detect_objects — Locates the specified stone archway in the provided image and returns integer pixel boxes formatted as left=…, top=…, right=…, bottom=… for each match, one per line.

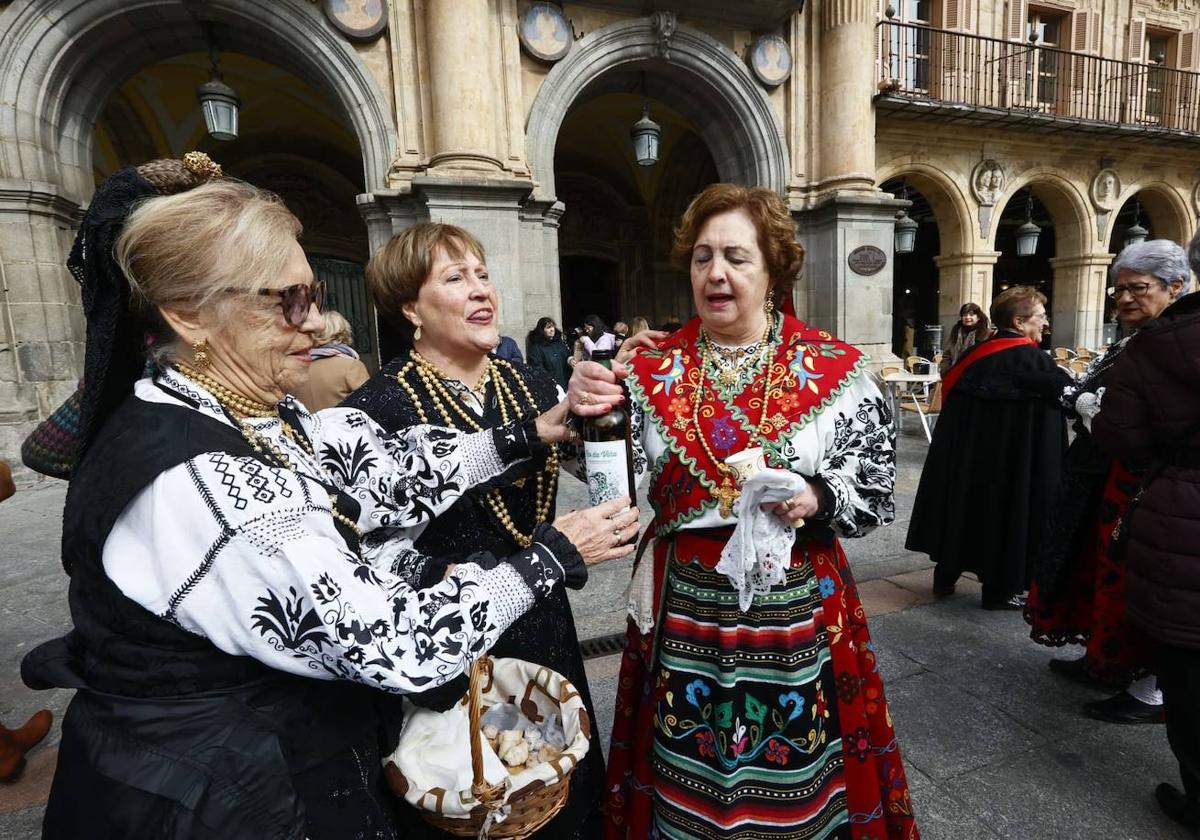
left=1122, top=182, right=1194, bottom=247
left=0, top=0, right=396, bottom=203
left=525, top=16, right=789, bottom=201
left=995, top=172, right=1104, bottom=348
left=0, top=0, right=397, bottom=459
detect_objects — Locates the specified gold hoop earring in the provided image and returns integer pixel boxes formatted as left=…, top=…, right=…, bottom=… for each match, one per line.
left=413, top=324, right=422, bottom=342
left=192, top=338, right=210, bottom=369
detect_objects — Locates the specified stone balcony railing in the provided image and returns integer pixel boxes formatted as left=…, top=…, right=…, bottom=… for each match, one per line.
left=876, top=20, right=1200, bottom=143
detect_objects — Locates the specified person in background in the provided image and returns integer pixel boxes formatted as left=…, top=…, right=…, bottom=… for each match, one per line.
left=1027, top=240, right=1192, bottom=725
left=526, top=316, right=572, bottom=390
left=0, top=459, right=53, bottom=783
left=494, top=334, right=524, bottom=363
left=940, top=302, right=992, bottom=375
left=1091, top=226, right=1200, bottom=831
left=580, top=314, right=616, bottom=359
left=657, top=318, right=682, bottom=333
left=612, top=320, right=629, bottom=350
left=290, top=309, right=370, bottom=411
left=907, top=286, right=1070, bottom=609
left=628, top=316, right=650, bottom=338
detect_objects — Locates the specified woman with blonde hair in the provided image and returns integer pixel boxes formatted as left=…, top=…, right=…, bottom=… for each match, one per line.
left=20, top=158, right=610, bottom=839
left=290, top=309, right=370, bottom=410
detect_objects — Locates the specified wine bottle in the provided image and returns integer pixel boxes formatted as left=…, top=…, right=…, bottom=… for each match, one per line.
left=582, top=348, right=638, bottom=507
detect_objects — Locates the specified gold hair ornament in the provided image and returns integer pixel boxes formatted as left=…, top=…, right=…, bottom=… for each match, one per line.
left=182, top=151, right=223, bottom=180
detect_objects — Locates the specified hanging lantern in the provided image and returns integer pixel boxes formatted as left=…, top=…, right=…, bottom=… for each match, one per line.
left=630, top=106, right=661, bottom=167
left=1124, top=201, right=1148, bottom=247
left=1016, top=190, right=1041, bottom=256
left=894, top=210, right=918, bottom=254
left=197, top=46, right=240, bottom=141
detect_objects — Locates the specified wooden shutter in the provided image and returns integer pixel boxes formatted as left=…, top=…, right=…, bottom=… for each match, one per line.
left=1178, top=31, right=1199, bottom=130
left=1181, top=30, right=1198, bottom=69
left=944, top=0, right=961, bottom=30
left=1007, top=0, right=1028, bottom=41
left=1128, top=18, right=1147, bottom=62
left=1070, top=10, right=1097, bottom=116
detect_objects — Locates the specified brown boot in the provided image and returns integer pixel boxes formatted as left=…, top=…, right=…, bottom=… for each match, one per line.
left=0, top=709, right=53, bottom=783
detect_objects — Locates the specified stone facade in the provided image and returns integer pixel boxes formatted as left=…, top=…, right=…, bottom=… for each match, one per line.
left=1, top=0, right=1199, bottom=464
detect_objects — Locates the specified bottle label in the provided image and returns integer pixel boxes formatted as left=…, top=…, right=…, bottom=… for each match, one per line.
left=584, top=440, right=631, bottom=507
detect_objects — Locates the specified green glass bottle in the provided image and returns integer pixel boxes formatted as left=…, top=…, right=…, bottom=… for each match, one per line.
left=582, top=348, right=637, bottom=506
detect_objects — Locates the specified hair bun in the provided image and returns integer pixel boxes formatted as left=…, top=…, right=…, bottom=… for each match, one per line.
left=136, top=152, right=222, bottom=196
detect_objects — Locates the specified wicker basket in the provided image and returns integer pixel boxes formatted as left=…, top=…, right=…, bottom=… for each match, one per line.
left=384, top=656, right=588, bottom=839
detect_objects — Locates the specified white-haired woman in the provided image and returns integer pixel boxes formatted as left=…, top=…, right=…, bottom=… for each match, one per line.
left=1027, top=239, right=1192, bottom=725
left=20, top=158, right=620, bottom=840
left=291, top=309, right=370, bottom=410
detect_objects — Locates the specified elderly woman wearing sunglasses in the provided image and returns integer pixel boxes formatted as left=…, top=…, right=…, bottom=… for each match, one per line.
left=21, top=158, right=604, bottom=840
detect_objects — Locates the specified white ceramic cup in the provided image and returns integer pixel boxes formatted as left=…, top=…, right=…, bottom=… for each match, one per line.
left=724, top=446, right=766, bottom=483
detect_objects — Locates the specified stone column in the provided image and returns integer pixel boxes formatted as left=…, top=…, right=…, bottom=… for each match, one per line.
left=0, top=180, right=83, bottom=463
left=1050, top=253, right=1113, bottom=350
left=934, top=251, right=1001, bottom=330
left=816, top=0, right=877, bottom=193
left=795, top=194, right=908, bottom=364
left=425, top=0, right=504, bottom=173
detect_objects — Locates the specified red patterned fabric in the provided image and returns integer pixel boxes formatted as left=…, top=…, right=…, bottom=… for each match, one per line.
left=603, top=531, right=919, bottom=839
left=1027, top=460, right=1151, bottom=684
left=626, top=315, right=865, bottom=534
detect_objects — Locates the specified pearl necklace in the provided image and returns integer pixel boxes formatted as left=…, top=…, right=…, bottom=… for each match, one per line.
left=172, top=364, right=365, bottom=550
left=395, top=351, right=557, bottom=549
left=691, top=319, right=778, bottom=518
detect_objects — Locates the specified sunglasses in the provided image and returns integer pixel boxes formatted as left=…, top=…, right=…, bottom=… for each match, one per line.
left=251, top=281, right=326, bottom=326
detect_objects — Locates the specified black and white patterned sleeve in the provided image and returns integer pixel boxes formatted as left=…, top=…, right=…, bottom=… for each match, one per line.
left=101, top=457, right=581, bottom=695
left=312, top=407, right=533, bottom=530
left=811, top=375, right=896, bottom=538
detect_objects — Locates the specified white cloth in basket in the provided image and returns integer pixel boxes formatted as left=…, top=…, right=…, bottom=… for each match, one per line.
left=385, top=657, right=591, bottom=824
left=716, top=468, right=808, bottom=611
left=394, top=702, right=507, bottom=792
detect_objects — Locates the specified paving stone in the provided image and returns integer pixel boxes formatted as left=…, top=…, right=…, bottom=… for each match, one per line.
left=946, top=745, right=1193, bottom=840
left=882, top=669, right=1042, bottom=781
left=0, top=746, right=56, bottom=815
left=905, top=765, right=1002, bottom=840
left=859, top=577, right=929, bottom=616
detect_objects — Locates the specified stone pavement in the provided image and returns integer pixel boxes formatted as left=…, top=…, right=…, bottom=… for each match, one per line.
left=0, top=433, right=1190, bottom=839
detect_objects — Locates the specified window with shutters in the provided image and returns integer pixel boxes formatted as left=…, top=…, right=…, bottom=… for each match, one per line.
left=1028, top=8, right=1067, bottom=111
left=1144, top=30, right=1175, bottom=123
left=886, top=0, right=937, bottom=91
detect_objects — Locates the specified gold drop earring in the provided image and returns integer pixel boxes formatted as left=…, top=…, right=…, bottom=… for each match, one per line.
left=763, top=296, right=775, bottom=316
left=192, top=338, right=210, bottom=368
left=413, top=323, right=423, bottom=342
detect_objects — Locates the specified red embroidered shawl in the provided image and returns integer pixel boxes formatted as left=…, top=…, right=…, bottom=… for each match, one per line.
left=627, top=315, right=866, bottom=534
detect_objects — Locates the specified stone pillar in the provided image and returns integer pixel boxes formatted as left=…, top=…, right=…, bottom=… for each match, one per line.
left=795, top=194, right=909, bottom=364
left=933, top=251, right=1000, bottom=330
left=0, top=180, right=83, bottom=463
left=425, top=0, right=504, bottom=173
left=816, top=0, right=877, bottom=192
left=1050, top=253, right=1113, bottom=351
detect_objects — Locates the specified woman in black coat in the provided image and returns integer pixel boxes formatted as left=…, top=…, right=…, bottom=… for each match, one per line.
left=1091, top=231, right=1200, bottom=829
left=526, top=316, right=572, bottom=390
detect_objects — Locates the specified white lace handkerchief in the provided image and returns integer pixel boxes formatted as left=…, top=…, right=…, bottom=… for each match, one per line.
left=716, top=468, right=809, bottom=612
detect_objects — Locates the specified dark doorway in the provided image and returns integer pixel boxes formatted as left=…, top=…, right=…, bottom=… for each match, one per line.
left=560, top=255, right=620, bottom=334
left=881, top=178, right=940, bottom=359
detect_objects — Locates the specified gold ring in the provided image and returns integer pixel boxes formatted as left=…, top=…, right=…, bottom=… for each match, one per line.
left=580, top=392, right=595, bottom=406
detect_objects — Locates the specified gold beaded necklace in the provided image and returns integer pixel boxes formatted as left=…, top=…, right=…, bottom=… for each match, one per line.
left=394, top=350, right=557, bottom=548
left=172, top=364, right=365, bottom=550
left=691, top=319, right=778, bottom=518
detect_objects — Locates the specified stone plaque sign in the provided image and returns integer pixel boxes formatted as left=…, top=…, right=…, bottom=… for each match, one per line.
left=848, top=245, right=887, bottom=276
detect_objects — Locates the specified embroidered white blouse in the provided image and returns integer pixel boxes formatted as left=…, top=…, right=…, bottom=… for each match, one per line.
left=102, top=369, right=567, bottom=694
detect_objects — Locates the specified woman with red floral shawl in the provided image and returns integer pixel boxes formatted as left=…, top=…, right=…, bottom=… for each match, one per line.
left=569, top=184, right=918, bottom=839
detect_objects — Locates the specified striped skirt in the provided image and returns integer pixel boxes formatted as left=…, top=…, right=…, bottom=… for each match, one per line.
left=604, top=530, right=918, bottom=840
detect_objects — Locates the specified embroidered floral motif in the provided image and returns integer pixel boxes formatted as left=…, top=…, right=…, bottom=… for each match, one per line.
left=765, top=738, right=791, bottom=765
left=845, top=726, right=872, bottom=762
